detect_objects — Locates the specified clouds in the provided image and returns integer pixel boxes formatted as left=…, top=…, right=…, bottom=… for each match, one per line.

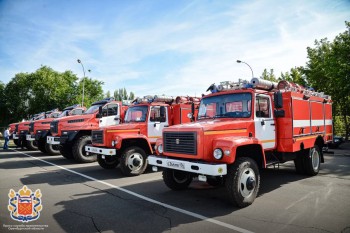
left=0, top=0, right=349, bottom=98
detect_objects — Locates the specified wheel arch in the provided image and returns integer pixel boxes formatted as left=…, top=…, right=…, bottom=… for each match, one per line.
left=120, top=138, right=153, bottom=155
left=235, top=144, right=265, bottom=169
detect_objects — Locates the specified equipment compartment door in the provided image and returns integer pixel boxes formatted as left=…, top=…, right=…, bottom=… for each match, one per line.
left=148, top=106, right=168, bottom=143
left=254, top=94, right=276, bottom=149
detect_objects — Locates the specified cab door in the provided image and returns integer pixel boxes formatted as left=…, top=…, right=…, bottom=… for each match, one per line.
left=99, top=103, right=120, bottom=127
left=254, top=94, right=276, bottom=149
left=147, top=106, right=168, bottom=143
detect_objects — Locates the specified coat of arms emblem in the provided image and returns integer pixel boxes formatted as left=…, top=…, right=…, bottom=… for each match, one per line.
left=8, top=185, right=43, bottom=222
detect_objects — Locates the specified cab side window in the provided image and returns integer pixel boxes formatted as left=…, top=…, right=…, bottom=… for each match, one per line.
left=256, top=96, right=270, bottom=118
left=149, top=106, right=166, bottom=122
left=103, top=104, right=118, bottom=116
left=72, top=109, right=84, bottom=115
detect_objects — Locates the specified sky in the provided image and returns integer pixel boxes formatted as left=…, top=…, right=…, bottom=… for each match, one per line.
left=0, top=0, right=349, bottom=98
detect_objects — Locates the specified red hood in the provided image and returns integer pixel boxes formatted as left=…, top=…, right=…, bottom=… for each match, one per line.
left=17, top=121, right=31, bottom=131
left=100, top=122, right=144, bottom=132
left=56, top=113, right=95, bottom=123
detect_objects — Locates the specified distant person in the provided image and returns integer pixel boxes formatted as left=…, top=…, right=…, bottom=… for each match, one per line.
left=3, top=127, right=11, bottom=149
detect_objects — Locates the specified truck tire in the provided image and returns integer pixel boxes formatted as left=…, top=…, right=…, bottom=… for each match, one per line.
left=59, top=144, right=74, bottom=160
left=97, top=155, right=119, bottom=169
left=45, top=142, right=60, bottom=155
left=120, top=146, right=148, bottom=176
left=72, top=135, right=96, bottom=163
left=225, top=157, right=260, bottom=208
left=14, top=139, right=19, bottom=147
left=27, top=139, right=38, bottom=151
left=303, top=145, right=321, bottom=176
left=37, top=139, right=47, bottom=153
left=162, top=169, right=192, bottom=190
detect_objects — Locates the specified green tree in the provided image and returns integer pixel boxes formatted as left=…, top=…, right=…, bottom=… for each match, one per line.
left=105, top=90, right=111, bottom=98
left=75, top=77, right=104, bottom=107
left=129, top=91, right=135, bottom=100
left=114, top=88, right=134, bottom=101
left=261, top=68, right=278, bottom=82
left=304, top=21, right=350, bottom=138
left=3, top=66, right=104, bottom=124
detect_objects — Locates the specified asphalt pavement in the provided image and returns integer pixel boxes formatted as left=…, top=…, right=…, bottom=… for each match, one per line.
left=0, top=143, right=350, bottom=233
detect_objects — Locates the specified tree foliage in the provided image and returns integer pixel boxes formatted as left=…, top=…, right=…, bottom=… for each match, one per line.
left=304, top=21, right=350, bottom=137
left=113, top=88, right=135, bottom=101
left=2, top=66, right=104, bottom=126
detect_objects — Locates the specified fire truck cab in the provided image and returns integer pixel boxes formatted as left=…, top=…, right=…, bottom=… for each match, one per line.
left=148, top=78, right=333, bottom=207
left=85, top=95, right=200, bottom=176
left=11, top=113, right=46, bottom=150
left=47, top=98, right=128, bottom=163
left=27, top=105, right=86, bottom=155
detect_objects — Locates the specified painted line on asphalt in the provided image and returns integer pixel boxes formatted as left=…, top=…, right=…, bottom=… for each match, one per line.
left=14, top=150, right=253, bottom=233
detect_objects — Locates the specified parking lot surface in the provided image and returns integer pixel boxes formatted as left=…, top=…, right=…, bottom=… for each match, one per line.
left=1, top=143, right=350, bottom=233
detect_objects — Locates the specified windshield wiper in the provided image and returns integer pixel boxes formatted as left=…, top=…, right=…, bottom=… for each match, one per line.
left=213, top=114, right=228, bottom=118
left=198, top=115, right=215, bottom=120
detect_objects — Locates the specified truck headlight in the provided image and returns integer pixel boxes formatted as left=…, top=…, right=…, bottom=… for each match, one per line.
left=213, top=148, right=223, bottom=160
left=111, top=140, right=115, bottom=147
left=158, top=144, right=163, bottom=153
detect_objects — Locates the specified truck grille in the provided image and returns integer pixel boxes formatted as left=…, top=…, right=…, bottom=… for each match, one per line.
left=92, top=130, right=104, bottom=144
left=29, top=122, right=35, bottom=133
left=50, top=121, right=58, bottom=134
left=164, top=132, right=197, bottom=155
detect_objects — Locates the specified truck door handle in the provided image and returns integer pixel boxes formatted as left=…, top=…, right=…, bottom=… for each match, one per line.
left=270, top=123, right=275, bottom=126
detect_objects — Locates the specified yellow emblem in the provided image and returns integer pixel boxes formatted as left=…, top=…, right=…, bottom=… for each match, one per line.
left=8, top=185, right=43, bottom=222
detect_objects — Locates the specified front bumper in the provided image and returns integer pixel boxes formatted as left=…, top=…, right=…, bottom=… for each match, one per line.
left=26, top=134, right=35, bottom=141
left=147, top=155, right=227, bottom=176
left=85, top=146, right=116, bottom=156
left=47, top=136, right=60, bottom=145
left=12, top=134, right=19, bottom=139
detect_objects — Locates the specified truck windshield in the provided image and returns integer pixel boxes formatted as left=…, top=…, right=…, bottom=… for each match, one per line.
left=198, top=93, right=252, bottom=119
left=124, top=106, right=148, bottom=123
left=84, top=104, right=102, bottom=114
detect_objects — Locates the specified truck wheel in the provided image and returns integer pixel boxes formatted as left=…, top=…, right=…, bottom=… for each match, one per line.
left=37, top=139, right=47, bottom=153
left=72, top=135, right=96, bottom=163
left=27, top=140, right=38, bottom=151
left=163, top=169, right=192, bottom=190
left=97, top=155, right=119, bottom=169
left=120, top=146, right=147, bottom=176
left=225, top=157, right=260, bottom=208
left=45, top=142, right=60, bottom=155
left=59, top=144, right=74, bottom=160
left=303, top=145, right=321, bottom=176
left=14, top=139, right=19, bottom=146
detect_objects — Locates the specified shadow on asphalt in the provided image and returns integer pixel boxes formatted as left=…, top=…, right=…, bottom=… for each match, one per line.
left=4, top=144, right=350, bottom=232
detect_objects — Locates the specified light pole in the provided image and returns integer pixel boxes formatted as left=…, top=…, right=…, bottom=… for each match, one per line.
left=77, top=59, right=90, bottom=107
left=236, top=60, right=254, bottom=78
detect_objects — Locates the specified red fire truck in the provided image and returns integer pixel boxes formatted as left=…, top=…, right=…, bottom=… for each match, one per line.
left=47, top=98, right=129, bottom=163
left=26, top=105, right=86, bottom=155
left=11, top=113, right=46, bottom=150
left=85, top=95, right=200, bottom=176
left=148, top=78, right=333, bottom=207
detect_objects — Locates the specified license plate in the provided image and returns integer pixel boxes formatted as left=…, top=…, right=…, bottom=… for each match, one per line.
left=89, top=147, right=99, bottom=153
left=166, top=161, right=185, bottom=170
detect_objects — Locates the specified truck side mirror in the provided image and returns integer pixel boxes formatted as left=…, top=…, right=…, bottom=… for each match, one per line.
left=274, top=91, right=283, bottom=108
left=96, top=106, right=103, bottom=118
left=66, top=111, right=69, bottom=116
left=190, top=103, right=195, bottom=122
